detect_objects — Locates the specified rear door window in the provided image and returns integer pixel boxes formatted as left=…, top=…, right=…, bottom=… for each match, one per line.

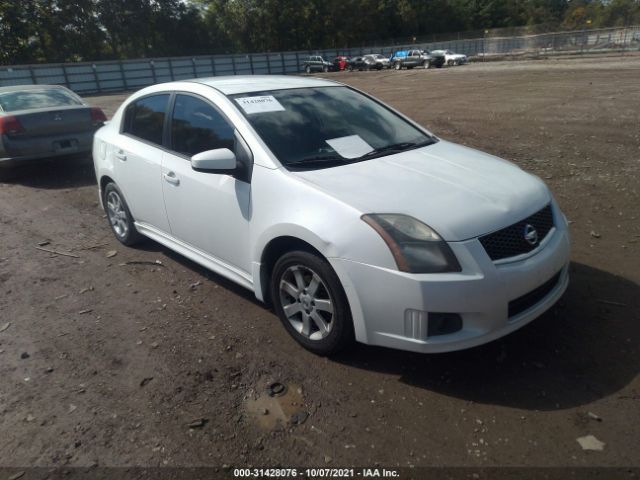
left=170, top=94, right=235, bottom=157
left=123, top=94, right=170, bottom=146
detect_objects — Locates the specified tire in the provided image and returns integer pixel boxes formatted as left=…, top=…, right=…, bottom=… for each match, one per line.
left=270, top=250, right=354, bottom=355
left=447, top=59, right=454, bottom=66
left=424, top=61, right=431, bottom=69
left=103, top=182, right=144, bottom=246
left=323, top=66, right=328, bottom=73
left=347, top=65, right=353, bottom=72
left=305, top=65, right=311, bottom=74
left=394, top=62, right=401, bottom=70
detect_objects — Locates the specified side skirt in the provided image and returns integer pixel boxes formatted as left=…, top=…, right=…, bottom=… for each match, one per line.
left=134, top=222, right=255, bottom=293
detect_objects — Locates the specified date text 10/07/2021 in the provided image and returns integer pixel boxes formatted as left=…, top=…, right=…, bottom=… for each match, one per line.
left=233, top=468, right=401, bottom=478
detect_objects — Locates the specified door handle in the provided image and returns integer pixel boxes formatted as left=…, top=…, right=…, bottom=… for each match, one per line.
left=163, top=172, right=180, bottom=186
left=115, top=151, right=127, bottom=161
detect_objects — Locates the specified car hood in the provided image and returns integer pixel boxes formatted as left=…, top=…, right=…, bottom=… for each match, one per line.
left=291, top=140, right=551, bottom=241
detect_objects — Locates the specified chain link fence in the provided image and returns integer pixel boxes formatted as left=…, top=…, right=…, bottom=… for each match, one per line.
left=1, top=26, right=639, bottom=95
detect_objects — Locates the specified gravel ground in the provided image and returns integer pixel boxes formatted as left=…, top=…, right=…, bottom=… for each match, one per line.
left=0, top=55, right=639, bottom=473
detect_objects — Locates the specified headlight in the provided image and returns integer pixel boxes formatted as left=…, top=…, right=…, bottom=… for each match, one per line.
left=362, top=214, right=461, bottom=274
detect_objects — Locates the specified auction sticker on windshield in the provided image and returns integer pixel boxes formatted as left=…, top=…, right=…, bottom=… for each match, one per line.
left=235, top=95, right=286, bottom=114
left=325, top=134, right=374, bottom=159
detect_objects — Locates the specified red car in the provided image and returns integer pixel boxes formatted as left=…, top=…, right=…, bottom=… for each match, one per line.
left=332, top=56, right=349, bottom=71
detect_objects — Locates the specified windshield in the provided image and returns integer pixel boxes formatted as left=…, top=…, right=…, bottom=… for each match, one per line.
left=0, top=88, right=82, bottom=112
left=231, top=86, right=435, bottom=169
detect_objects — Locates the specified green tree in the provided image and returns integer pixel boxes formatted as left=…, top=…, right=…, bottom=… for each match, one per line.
left=2, top=0, right=640, bottom=66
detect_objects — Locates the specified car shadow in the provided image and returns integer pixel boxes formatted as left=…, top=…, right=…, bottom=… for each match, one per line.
left=0, top=154, right=97, bottom=189
left=111, top=233, right=639, bottom=412
left=331, top=261, right=639, bottom=411
left=132, top=239, right=266, bottom=308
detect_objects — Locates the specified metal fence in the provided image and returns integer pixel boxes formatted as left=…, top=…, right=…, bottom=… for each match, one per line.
left=1, top=25, right=639, bottom=95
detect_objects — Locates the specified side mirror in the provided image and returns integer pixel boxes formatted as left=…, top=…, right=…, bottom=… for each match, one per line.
left=191, top=148, right=236, bottom=172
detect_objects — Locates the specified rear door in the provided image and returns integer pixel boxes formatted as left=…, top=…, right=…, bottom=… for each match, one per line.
left=161, top=93, right=251, bottom=273
left=407, top=50, right=420, bottom=67
left=116, top=93, right=171, bottom=233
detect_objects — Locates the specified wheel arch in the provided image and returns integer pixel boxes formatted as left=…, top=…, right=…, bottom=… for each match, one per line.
left=255, top=232, right=368, bottom=344
left=98, top=175, right=116, bottom=209
left=258, top=235, right=325, bottom=305
left=100, top=174, right=115, bottom=192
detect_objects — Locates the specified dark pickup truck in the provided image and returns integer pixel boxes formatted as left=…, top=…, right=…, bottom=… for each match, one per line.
left=301, top=56, right=333, bottom=73
left=391, top=50, right=445, bottom=70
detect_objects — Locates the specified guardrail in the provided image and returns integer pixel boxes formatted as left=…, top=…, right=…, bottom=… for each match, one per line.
left=1, top=26, right=638, bottom=95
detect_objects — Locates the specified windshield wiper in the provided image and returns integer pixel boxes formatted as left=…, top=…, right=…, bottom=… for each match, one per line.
left=284, top=138, right=436, bottom=169
left=285, top=155, right=348, bottom=170
left=355, top=139, right=435, bottom=161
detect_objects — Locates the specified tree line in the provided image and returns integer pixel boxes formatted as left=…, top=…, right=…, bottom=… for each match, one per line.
left=1, top=0, right=639, bottom=65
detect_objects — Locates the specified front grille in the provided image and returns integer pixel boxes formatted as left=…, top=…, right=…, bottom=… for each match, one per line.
left=508, top=271, right=561, bottom=318
left=479, top=205, right=554, bottom=261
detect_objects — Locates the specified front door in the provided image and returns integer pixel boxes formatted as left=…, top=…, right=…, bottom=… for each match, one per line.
left=160, top=93, right=251, bottom=274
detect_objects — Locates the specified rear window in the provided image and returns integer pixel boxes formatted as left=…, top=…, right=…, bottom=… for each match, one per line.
left=0, top=88, right=83, bottom=112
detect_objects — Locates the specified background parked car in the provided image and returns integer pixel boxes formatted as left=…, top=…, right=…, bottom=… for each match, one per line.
left=369, top=53, right=391, bottom=69
left=424, top=49, right=446, bottom=68
left=431, top=49, right=468, bottom=66
left=348, top=54, right=386, bottom=71
left=391, top=49, right=443, bottom=69
left=332, top=56, right=349, bottom=71
left=0, top=84, right=106, bottom=166
left=302, top=55, right=332, bottom=73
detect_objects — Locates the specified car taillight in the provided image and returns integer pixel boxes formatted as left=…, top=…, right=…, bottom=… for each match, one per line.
left=91, top=107, right=107, bottom=124
left=0, top=115, right=25, bottom=136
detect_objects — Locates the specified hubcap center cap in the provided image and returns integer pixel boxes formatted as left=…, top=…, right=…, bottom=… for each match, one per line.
left=299, top=294, right=312, bottom=310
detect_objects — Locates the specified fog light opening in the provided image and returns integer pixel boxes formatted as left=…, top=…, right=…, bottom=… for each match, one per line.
left=427, top=313, right=463, bottom=337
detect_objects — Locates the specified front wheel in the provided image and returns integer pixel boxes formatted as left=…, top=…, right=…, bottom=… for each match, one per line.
left=103, top=182, right=143, bottom=246
left=305, top=65, right=311, bottom=74
left=394, top=62, right=401, bottom=70
left=270, top=251, right=354, bottom=355
left=323, top=65, right=328, bottom=72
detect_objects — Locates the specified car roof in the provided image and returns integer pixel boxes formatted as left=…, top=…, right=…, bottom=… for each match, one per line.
left=188, top=75, right=339, bottom=95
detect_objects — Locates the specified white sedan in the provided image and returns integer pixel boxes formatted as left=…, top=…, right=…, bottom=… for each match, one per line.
left=432, top=49, right=469, bottom=66
left=93, top=75, right=570, bottom=355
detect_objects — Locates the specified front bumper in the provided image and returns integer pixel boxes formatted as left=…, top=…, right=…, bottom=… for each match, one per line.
left=330, top=210, right=570, bottom=353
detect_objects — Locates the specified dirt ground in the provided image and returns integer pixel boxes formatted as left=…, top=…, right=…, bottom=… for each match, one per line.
left=0, top=54, right=639, bottom=474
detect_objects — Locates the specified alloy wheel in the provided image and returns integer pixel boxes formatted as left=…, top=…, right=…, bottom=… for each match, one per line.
left=106, top=190, right=129, bottom=239
left=279, top=264, right=334, bottom=341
